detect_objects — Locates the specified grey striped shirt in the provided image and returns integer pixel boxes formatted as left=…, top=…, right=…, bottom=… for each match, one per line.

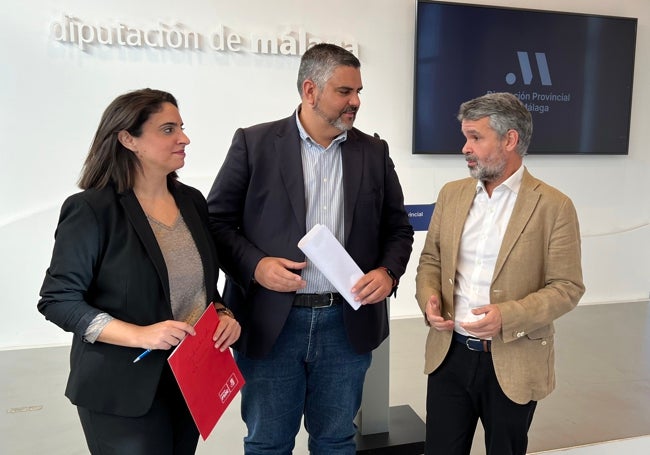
left=296, top=112, right=346, bottom=294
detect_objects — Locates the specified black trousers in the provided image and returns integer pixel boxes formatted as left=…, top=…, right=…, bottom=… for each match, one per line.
left=425, top=339, right=537, bottom=455
left=78, top=364, right=199, bottom=455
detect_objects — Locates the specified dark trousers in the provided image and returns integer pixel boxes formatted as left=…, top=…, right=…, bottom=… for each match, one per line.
left=425, top=339, right=537, bottom=455
left=78, top=364, right=199, bottom=455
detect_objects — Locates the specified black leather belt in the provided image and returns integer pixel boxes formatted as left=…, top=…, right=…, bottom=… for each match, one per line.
left=453, top=332, right=491, bottom=352
left=293, top=292, right=343, bottom=308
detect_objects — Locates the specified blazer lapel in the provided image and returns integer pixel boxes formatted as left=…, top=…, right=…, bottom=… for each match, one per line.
left=120, top=191, right=171, bottom=303
left=450, top=180, right=477, bottom=272
left=493, top=169, right=541, bottom=281
left=342, top=132, right=363, bottom=244
left=277, top=117, right=307, bottom=233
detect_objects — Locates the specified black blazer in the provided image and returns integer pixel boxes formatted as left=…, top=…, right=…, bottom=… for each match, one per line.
left=38, top=180, right=220, bottom=417
left=207, top=113, right=414, bottom=358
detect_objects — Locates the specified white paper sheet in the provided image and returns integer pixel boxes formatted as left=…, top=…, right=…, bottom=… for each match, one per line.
left=297, top=224, right=363, bottom=310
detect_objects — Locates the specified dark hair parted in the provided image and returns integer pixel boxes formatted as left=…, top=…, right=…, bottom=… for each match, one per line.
left=296, top=43, right=360, bottom=95
left=78, top=88, right=179, bottom=193
left=458, top=92, right=533, bottom=157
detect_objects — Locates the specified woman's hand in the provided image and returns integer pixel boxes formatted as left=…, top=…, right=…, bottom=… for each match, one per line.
left=213, top=306, right=241, bottom=352
left=97, top=319, right=196, bottom=350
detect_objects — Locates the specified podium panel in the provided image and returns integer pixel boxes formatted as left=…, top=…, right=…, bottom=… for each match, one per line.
left=355, top=305, right=425, bottom=454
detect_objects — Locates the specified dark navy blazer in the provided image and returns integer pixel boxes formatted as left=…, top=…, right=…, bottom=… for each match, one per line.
left=207, top=114, right=414, bottom=359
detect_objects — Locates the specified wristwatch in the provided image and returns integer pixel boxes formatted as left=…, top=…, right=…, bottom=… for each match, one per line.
left=380, top=266, right=399, bottom=297
left=216, top=306, right=235, bottom=319
left=380, top=266, right=399, bottom=288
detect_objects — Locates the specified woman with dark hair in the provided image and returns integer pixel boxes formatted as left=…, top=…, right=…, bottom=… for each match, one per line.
left=38, top=88, right=240, bottom=454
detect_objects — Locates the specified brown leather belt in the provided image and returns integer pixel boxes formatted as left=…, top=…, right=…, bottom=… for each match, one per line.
left=453, top=332, right=491, bottom=352
left=293, top=293, right=343, bottom=308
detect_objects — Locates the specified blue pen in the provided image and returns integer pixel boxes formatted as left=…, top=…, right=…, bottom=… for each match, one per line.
left=133, top=349, right=152, bottom=363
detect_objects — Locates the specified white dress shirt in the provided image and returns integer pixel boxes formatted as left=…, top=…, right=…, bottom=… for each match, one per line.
left=454, top=164, right=524, bottom=337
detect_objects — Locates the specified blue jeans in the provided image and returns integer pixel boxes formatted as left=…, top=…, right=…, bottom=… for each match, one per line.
left=236, top=304, right=372, bottom=455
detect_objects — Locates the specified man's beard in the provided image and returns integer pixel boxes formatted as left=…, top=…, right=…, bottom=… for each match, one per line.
left=466, top=151, right=507, bottom=182
left=314, top=100, right=357, bottom=132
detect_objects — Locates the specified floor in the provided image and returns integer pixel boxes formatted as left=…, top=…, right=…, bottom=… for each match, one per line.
left=1, top=301, right=649, bottom=454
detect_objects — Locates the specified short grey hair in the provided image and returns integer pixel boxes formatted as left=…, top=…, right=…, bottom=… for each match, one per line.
left=458, top=92, right=533, bottom=156
left=297, top=43, right=360, bottom=94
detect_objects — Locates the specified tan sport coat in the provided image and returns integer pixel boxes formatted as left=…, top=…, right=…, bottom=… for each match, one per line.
left=415, top=167, right=585, bottom=404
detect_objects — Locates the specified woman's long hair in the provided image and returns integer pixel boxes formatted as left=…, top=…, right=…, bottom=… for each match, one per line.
left=78, top=88, right=179, bottom=192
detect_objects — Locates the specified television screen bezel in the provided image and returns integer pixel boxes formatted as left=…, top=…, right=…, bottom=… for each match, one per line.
left=412, top=0, right=638, bottom=155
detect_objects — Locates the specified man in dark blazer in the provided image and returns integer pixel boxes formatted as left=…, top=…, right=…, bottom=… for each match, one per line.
left=207, top=43, right=414, bottom=454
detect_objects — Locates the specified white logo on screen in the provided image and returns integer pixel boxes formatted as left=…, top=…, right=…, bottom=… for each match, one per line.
left=506, top=52, right=552, bottom=86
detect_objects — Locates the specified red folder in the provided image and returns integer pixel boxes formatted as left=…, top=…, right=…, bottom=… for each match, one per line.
left=168, top=304, right=244, bottom=440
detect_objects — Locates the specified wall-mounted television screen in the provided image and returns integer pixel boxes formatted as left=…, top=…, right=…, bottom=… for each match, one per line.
left=413, top=1, right=637, bottom=155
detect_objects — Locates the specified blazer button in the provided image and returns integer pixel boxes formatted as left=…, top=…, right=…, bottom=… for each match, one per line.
left=541, top=340, right=547, bottom=346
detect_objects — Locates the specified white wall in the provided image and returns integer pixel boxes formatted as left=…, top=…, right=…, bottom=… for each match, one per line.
left=1, top=0, right=649, bottom=349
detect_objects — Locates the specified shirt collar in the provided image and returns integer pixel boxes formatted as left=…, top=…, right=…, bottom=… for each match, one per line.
left=476, top=163, right=525, bottom=195
left=295, top=107, right=348, bottom=147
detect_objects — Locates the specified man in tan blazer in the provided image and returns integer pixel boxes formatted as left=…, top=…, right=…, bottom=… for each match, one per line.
left=415, top=92, right=585, bottom=455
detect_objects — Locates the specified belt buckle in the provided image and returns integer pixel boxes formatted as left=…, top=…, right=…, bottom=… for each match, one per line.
left=313, top=292, right=335, bottom=309
left=465, top=337, right=482, bottom=351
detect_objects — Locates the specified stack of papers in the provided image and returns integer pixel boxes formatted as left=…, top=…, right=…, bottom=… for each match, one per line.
left=298, top=224, right=364, bottom=310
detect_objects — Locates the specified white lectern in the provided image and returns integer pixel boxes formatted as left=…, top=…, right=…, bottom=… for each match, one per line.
left=355, top=301, right=425, bottom=454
